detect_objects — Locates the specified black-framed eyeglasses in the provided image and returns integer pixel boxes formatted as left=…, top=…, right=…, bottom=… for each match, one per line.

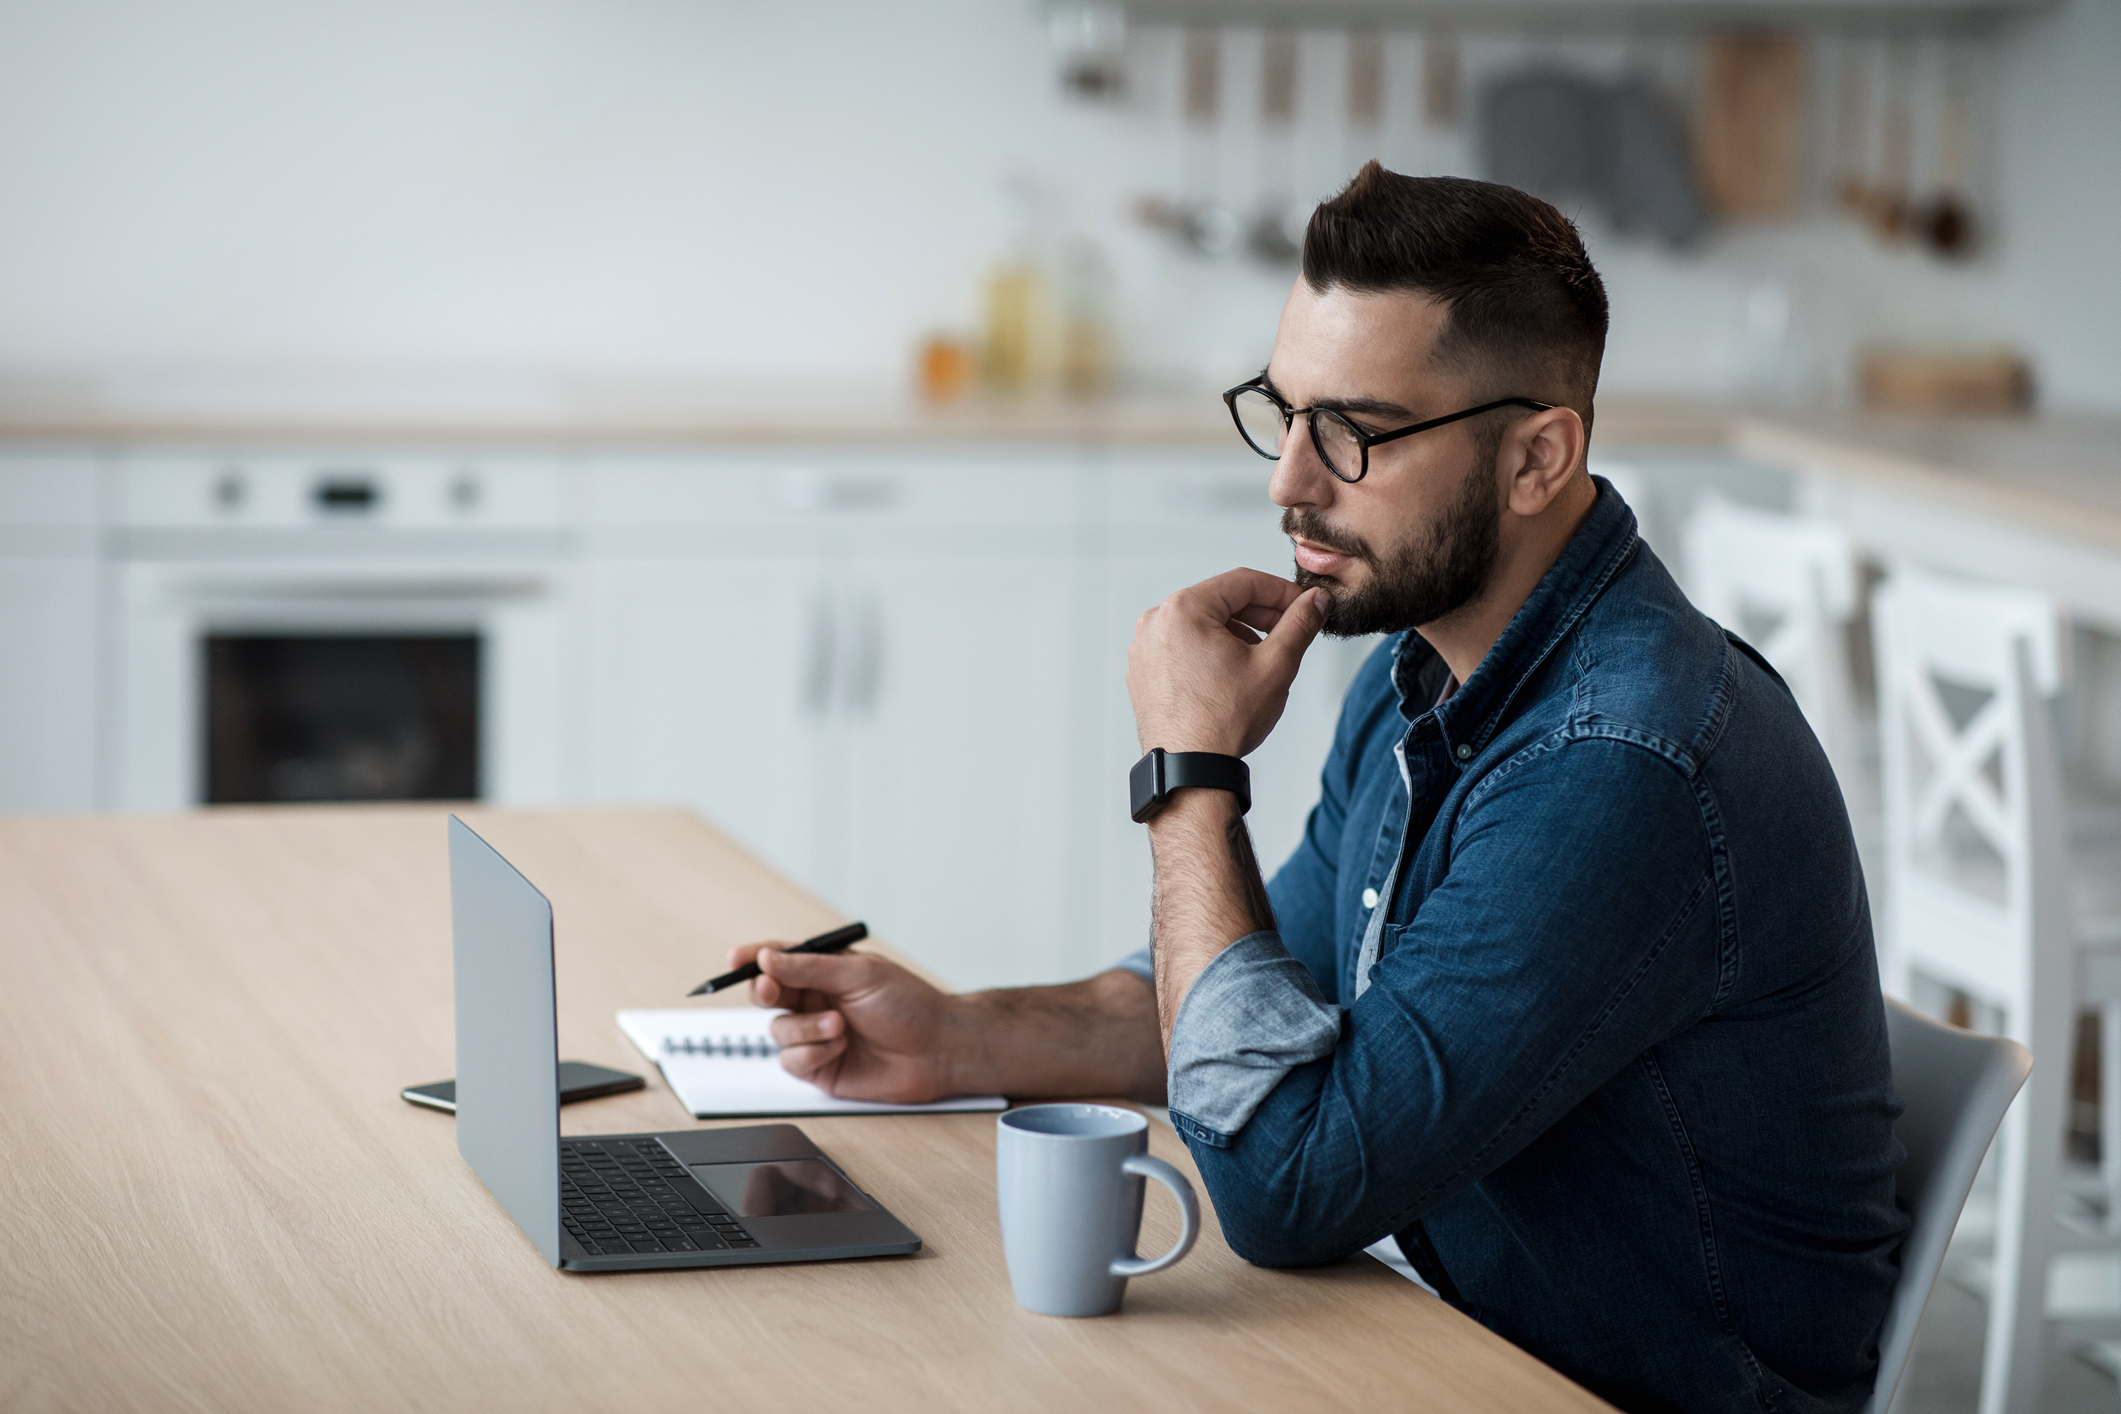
left=1222, top=379, right=1555, bottom=484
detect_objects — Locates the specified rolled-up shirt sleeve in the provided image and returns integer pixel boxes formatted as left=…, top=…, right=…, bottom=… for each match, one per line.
left=1110, top=943, right=1154, bottom=987
left=1165, top=931, right=1344, bottom=1143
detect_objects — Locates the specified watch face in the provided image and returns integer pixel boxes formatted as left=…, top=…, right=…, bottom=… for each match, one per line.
left=1129, top=750, right=1165, bottom=823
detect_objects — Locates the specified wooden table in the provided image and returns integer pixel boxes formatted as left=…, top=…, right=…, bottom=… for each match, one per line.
left=0, top=805, right=1607, bottom=1413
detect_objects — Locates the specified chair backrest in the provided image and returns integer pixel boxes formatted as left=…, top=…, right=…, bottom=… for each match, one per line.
left=1867, top=996, right=2032, bottom=1414
left=1681, top=497, right=1859, bottom=774
left=1871, top=569, right=2068, bottom=1006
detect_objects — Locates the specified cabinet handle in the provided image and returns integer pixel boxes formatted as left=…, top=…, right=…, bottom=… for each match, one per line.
left=776, top=470, right=902, bottom=514
left=845, top=591, right=883, bottom=716
left=800, top=593, right=835, bottom=716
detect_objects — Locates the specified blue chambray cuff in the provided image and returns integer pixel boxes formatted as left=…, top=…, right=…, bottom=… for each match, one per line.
left=1166, top=931, right=1344, bottom=1140
left=1109, top=944, right=1154, bottom=987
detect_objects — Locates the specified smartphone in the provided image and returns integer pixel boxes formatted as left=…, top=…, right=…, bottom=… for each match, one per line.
left=401, top=1061, right=646, bottom=1114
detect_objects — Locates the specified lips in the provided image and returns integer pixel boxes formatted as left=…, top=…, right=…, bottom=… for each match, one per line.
left=1281, top=508, right=1369, bottom=580
left=1292, top=538, right=1354, bottom=577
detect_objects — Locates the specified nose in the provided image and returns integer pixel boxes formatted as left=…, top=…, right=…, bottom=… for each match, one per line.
left=1268, top=413, right=1338, bottom=511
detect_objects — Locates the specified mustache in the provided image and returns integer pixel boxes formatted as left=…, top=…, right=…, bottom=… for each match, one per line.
left=1281, top=508, right=1374, bottom=563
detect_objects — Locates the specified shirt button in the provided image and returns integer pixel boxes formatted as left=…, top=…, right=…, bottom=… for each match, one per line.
left=1362, top=888, right=1380, bottom=910
left=1455, top=743, right=1473, bottom=761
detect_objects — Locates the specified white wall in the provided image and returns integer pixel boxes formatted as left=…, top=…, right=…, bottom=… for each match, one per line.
left=1996, top=0, right=2121, bottom=410
left=0, top=0, right=2112, bottom=415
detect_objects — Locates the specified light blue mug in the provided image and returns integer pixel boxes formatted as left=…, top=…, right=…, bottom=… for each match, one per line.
left=995, top=1104, right=1200, bottom=1317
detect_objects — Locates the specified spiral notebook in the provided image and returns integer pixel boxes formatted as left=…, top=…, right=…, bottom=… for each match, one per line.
left=616, top=1007, right=1006, bottom=1119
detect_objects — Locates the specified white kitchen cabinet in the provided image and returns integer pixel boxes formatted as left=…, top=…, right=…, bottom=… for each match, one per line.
left=1088, top=450, right=1379, bottom=967
left=0, top=452, right=102, bottom=811
left=582, top=449, right=1092, bottom=991
left=837, top=537, right=1087, bottom=991
left=584, top=554, right=830, bottom=894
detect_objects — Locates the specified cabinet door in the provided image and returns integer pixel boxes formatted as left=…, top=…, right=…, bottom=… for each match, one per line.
left=0, top=453, right=101, bottom=812
left=836, top=536, right=1087, bottom=992
left=1091, top=452, right=1379, bottom=966
left=0, top=559, right=100, bottom=811
left=584, top=555, right=834, bottom=902
left=581, top=447, right=1089, bottom=950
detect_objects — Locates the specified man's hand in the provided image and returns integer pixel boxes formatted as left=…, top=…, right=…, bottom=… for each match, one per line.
left=727, top=941, right=1171, bottom=1104
left=731, top=942, right=969, bottom=1103
left=1127, top=569, right=1327, bottom=757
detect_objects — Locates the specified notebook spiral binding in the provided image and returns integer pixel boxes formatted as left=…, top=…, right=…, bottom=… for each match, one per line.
left=661, top=1035, right=782, bottom=1058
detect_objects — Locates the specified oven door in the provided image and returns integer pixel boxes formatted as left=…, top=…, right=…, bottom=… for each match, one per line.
left=112, top=560, right=569, bottom=809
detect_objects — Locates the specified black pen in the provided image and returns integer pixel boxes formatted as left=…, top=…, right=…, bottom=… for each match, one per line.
left=687, top=922, right=869, bottom=996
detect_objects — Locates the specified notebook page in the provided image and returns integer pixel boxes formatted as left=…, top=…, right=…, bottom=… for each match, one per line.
left=616, top=1008, right=1005, bottom=1118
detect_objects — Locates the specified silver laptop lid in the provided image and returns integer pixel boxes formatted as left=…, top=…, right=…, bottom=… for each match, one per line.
left=448, top=815, right=561, bottom=1266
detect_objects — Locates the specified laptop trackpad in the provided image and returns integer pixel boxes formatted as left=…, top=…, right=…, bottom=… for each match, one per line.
left=690, top=1159, right=875, bottom=1217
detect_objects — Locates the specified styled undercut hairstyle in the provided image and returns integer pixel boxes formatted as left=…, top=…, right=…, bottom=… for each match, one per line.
left=1302, top=163, right=1609, bottom=437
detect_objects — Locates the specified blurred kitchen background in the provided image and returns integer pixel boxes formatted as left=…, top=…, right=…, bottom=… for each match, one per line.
left=1, top=2, right=2119, bottom=1404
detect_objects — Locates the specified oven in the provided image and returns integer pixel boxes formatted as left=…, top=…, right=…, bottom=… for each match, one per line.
left=108, top=450, right=577, bottom=809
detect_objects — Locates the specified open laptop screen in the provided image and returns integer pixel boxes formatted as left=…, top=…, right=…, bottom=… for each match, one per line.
left=448, top=815, right=563, bottom=1266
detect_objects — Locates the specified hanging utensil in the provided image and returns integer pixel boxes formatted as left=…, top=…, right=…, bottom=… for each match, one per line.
left=1871, top=43, right=1914, bottom=241
left=1348, top=33, right=1383, bottom=129
left=1834, top=42, right=1872, bottom=218
left=1920, top=45, right=1977, bottom=258
left=1247, top=31, right=1304, bottom=266
left=1183, top=28, right=1219, bottom=123
left=1171, top=29, right=1240, bottom=258
left=1423, top=31, right=1460, bottom=128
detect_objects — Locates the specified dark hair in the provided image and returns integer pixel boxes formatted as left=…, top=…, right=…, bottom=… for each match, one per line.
left=1302, top=163, right=1608, bottom=436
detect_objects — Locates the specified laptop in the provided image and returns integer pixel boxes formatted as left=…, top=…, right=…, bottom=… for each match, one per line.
left=447, top=815, right=923, bottom=1271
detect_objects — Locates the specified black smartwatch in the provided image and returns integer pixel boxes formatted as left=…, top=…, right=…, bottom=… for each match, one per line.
left=1129, top=748, right=1251, bottom=823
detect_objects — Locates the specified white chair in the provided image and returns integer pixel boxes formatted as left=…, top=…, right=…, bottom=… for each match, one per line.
left=1872, top=568, right=2121, bottom=1414
left=1868, top=996, right=2032, bottom=1414
left=1682, top=497, right=1864, bottom=797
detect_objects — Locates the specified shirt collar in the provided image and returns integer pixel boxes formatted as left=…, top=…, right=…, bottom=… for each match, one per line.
left=1389, top=477, right=1639, bottom=760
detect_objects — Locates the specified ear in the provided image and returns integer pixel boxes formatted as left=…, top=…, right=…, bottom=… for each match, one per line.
left=1498, top=407, right=1586, bottom=517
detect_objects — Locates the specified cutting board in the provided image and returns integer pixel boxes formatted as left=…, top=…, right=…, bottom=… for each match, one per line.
left=1695, top=34, right=1807, bottom=220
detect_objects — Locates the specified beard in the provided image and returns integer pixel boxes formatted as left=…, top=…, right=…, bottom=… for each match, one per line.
left=1284, top=449, right=1501, bottom=639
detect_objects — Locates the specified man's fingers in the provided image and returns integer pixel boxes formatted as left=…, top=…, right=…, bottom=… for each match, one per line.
left=725, top=940, right=790, bottom=970
left=733, top=940, right=796, bottom=1008
left=777, top=1036, right=847, bottom=1085
left=769, top=1009, right=845, bottom=1048
left=1183, top=566, right=1305, bottom=622
left=1265, top=586, right=1329, bottom=667
left=757, top=946, right=873, bottom=996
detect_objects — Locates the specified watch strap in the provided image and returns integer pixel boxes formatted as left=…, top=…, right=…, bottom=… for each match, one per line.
left=1129, top=748, right=1251, bottom=823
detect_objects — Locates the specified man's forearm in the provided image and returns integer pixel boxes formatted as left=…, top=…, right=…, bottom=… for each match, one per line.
left=1147, top=789, right=1276, bottom=1052
left=943, top=969, right=1168, bottom=1102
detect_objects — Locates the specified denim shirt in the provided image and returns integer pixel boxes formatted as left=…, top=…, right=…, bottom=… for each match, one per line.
left=1116, top=482, right=1907, bottom=1414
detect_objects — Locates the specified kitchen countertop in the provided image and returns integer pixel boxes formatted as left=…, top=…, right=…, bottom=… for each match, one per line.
left=1, top=384, right=2113, bottom=552
left=1733, top=409, right=2121, bottom=554
left=0, top=387, right=1736, bottom=450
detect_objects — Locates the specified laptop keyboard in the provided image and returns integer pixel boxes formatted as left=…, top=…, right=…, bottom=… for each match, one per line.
left=560, top=1138, right=760, bottom=1256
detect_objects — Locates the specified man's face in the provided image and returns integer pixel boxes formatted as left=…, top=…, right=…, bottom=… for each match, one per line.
left=1262, top=281, right=1501, bottom=639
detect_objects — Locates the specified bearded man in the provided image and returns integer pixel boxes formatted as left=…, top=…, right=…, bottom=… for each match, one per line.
left=725, top=165, right=1909, bottom=1413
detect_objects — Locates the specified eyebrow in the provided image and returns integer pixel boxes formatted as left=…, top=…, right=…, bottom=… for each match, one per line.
left=1256, top=368, right=1418, bottom=424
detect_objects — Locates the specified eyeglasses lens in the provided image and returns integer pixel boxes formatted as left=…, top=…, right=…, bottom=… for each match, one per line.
left=1231, top=388, right=1288, bottom=459
left=1312, top=410, right=1364, bottom=482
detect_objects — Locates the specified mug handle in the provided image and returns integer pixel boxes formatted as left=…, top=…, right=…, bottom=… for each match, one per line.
left=1109, top=1154, right=1200, bottom=1279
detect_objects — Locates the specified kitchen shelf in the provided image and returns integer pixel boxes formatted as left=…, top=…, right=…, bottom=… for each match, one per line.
left=1087, top=0, right=2055, bottom=37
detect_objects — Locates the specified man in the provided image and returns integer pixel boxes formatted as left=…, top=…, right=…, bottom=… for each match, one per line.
left=728, top=165, right=1908, bottom=1413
